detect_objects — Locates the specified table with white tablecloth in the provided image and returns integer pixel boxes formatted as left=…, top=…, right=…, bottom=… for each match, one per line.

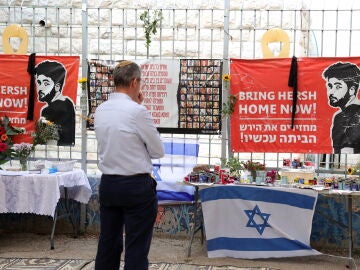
left=0, top=169, right=92, bottom=248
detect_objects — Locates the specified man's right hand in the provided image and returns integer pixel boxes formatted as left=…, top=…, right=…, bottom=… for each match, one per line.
left=136, top=91, right=144, bottom=104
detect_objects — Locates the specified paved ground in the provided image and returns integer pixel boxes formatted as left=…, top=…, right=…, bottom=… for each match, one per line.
left=0, top=232, right=359, bottom=270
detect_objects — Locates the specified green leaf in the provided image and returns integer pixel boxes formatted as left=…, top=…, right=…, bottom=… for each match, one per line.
left=139, top=9, right=163, bottom=50
left=221, top=94, right=237, bottom=116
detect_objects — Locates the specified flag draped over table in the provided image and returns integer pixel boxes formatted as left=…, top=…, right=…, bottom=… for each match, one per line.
left=200, top=185, right=320, bottom=258
left=152, top=139, right=199, bottom=204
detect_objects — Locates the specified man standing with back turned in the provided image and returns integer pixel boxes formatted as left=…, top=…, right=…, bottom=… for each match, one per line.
left=94, top=60, right=164, bottom=270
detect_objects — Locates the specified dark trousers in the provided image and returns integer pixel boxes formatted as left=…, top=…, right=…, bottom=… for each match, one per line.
left=95, top=174, right=158, bottom=270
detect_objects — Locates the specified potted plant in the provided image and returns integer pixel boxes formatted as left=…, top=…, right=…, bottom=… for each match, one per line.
left=221, top=157, right=244, bottom=178
left=33, top=117, right=60, bottom=145
left=242, top=160, right=266, bottom=181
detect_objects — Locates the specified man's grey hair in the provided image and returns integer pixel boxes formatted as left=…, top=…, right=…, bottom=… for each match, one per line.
left=113, top=60, right=141, bottom=87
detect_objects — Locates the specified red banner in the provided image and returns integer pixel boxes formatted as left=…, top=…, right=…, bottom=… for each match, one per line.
left=0, top=55, right=79, bottom=144
left=230, top=57, right=360, bottom=154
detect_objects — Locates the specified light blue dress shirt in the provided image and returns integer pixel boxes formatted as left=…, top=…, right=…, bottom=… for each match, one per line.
left=94, top=92, right=165, bottom=175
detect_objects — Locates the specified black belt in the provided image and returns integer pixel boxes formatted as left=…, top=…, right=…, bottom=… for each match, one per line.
left=103, top=173, right=150, bottom=178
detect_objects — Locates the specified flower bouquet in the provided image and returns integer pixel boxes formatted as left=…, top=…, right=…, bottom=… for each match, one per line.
left=242, top=160, right=266, bottom=181
left=266, top=169, right=277, bottom=184
left=12, top=142, right=34, bottom=171
left=242, top=160, right=266, bottom=171
left=33, top=117, right=60, bottom=145
left=0, top=116, right=25, bottom=166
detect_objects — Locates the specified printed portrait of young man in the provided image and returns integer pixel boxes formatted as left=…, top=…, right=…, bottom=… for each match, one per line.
left=322, top=61, right=360, bottom=154
left=35, top=60, right=76, bottom=146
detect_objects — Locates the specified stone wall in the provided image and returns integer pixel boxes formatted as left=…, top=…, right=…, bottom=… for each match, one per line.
left=0, top=0, right=310, bottom=58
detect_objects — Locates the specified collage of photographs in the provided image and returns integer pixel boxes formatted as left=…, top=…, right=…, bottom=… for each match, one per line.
left=86, top=59, right=223, bottom=134
left=87, top=59, right=117, bottom=129
left=178, top=59, right=222, bottom=132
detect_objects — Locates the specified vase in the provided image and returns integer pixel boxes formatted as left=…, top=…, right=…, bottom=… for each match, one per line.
left=19, top=157, right=28, bottom=171
left=256, top=170, right=266, bottom=181
left=251, top=170, right=257, bottom=182
left=46, top=139, right=58, bottom=146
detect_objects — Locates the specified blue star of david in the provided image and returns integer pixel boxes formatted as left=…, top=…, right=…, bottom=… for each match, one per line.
left=244, top=204, right=271, bottom=235
left=152, top=164, right=162, bottom=181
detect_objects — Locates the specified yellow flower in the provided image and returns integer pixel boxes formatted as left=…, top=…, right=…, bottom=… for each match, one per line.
left=347, top=167, right=355, bottom=175
left=222, top=74, right=231, bottom=81
left=78, top=77, right=87, bottom=83
left=33, top=117, right=60, bottom=145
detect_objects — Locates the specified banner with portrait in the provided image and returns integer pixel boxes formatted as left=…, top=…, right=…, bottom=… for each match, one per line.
left=87, top=59, right=222, bottom=134
left=0, top=54, right=80, bottom=144
left=230, top=57, right=360, bottom=154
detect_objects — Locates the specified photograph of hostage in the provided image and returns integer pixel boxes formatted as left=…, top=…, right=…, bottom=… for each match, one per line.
left=35, top=60, right=76, bottom=146
left=322, top=61, right=360, bottom=154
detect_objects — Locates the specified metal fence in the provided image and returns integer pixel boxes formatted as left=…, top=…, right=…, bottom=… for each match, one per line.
left=0, top=2, right=359, bottom=175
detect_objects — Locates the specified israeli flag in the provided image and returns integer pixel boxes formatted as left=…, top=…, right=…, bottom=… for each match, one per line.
left=200, top=185, right=321, bottom=258
left=152, top=139, right=199, bottom=204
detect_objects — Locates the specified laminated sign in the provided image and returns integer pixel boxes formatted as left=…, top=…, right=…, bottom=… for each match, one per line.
left=87, top=59, right=222, bottom=134
left=230, top=57, right=360, bottom=154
